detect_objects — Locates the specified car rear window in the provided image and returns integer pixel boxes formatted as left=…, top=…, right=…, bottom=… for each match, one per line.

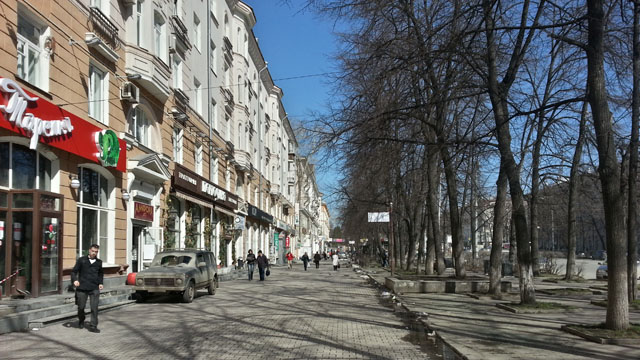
left=154, top=255, right=192, bottom=266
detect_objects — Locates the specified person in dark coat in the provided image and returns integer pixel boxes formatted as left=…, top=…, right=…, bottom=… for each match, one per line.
left=313, top=252, right=322, bottom=269
left=301, top=252, right=310, bottom=271
left=256, top=250, right=269, bottom=281
left=246, top=249, right=256, bottom=281
left=71, top=244, right=104, bottom=333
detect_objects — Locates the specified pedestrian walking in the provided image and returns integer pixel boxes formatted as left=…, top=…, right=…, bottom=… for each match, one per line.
left=301, top=252, right=310, bottom=271
left=322, top=251, right=327, bottom=260
left=332, top=252, right=339, bottom=271
left=286, top=251, right=294, bottom=269
left=257, top=250, right=270, bottom=281
left=246, top=249, right=256, bottom=280
left=313, top=252, right=321, bottom=269
left=71, top=244, right=104, bottom=333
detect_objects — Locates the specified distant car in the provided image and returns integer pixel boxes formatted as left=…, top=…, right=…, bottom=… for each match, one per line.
left=132, top=250, right=218, bottom=303
left=592, top=250, right=607, bottom=261
left=596, top=261, right=640, bottom=280
left=337, top=252, right=352, bottom=268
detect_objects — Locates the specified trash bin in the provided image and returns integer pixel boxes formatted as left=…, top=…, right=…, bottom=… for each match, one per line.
left=502, top=262, right=513, bottom=276
left=236, top=258, right=244, bottom=270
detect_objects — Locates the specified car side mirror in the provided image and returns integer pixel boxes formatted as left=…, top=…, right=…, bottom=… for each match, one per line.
left=198, top=262, right=206, bottom=267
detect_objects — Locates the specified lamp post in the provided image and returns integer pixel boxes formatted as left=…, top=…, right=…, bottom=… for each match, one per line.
left=389, top=201, right=395, bottom=276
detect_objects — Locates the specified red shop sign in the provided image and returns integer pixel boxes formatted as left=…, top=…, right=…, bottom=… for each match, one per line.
left=0, top=78, right=126, bottom=172
left=285, top=236, right=290, bottom=248
left=134, top=202, right=154, bottom=222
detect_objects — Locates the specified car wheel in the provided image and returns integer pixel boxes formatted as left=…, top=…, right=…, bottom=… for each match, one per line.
left=182, top=281, right=195, bottom=303
left=207, top=278, right=216, bottom=295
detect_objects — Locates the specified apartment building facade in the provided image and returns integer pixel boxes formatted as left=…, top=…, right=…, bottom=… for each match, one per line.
left=0, top=0, right=317, bottom=299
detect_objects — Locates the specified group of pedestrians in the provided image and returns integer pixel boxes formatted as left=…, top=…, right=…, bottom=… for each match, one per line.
left=282, top=250, right=341, bottom=271
left=244, top=249, right=270, bottom=281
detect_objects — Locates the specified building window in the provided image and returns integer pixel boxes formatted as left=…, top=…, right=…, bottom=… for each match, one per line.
left=235, top=175, right=244, bottom=199
left=136, top=0, right=144, bottom=47
left=154, top=11, right=167, bottom=63
left=237, top=76, right=243, bottom=104
left=210, top=0, right=217, bottom=19
left=210, top=98, right=217, bottom=130
left=188, top=204, right=201, bottom=248
left=225, top=167, right=231, bottom=191
left=174, top=0, right=183, bottom=19
left=173, top=127, right=183, bottom=164
left=195, top=143, right=203, bottom=176
left=88, top=64, right=108, bottom=124
left=210, top=154, right=218, bottom=184
left=193, top=13, right=201, bottom=51
left=76, top=167, right=112, bottom=261
left=194, top=78, right=202, bottom=114
left=224, top=113, right=230, bottom=141
left=172, top=54, right=183, bottom=90
left=90, top=0, right=109, bottom=17
left=17, top=11, right=49, bottom=91
left=210, top=40, right=217, bottom=74
left=128, top=106, right=151, bottom=148
left=0, top=142, right=52, bottom=190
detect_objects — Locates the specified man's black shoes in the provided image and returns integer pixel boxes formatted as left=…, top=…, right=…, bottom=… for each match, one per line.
left=77, top=322, right=84, bottom=329
left=87, top=326, right=101, bottom=333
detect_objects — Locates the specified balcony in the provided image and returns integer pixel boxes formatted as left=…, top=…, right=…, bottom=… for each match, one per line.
left=233, top=149, right=251, bottom=171
left=125, top=45, right=171, bottom=102
left=88, top=7, right=118, bottom=50
left=223, top=36, right=233, bottom=65
left=270, top=183, right=281, bottom=197
left=170, top=15, right=191, bottom=53
left=173, top=88, right=189, bottom=110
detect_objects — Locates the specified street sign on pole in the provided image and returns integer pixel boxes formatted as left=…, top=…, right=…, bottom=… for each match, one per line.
left=368, top=212, right=390, bottom=223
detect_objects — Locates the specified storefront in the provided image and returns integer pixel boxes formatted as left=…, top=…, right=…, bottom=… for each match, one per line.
left=170, top=164, right=238, bottom=266
left=247, top=204, right=273, bottom=260
left=0, top=78, right=127, bottom=298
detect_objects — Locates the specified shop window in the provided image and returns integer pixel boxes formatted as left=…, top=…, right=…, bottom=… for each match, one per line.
left=0, top=142, right=52, bottom=191
left=128, top=105, right=151, bottom=148
left=88, top=63, right=108, bottom=125
left=16, top=9, right=50, bottom=91
left=167, top=195, right=181, bottom=248
left=76, top=167, right=112, bottom=260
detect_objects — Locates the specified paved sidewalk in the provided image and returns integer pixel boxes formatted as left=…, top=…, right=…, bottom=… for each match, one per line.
left=0, top=263, right=437, bottom=359
left=365, top=268, right=640, bottom=360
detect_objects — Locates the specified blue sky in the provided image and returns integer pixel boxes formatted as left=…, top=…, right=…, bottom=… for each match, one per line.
left=244, top=1, right=343, bottom=223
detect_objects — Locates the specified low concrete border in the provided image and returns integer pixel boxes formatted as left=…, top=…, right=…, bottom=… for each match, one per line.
left=385, top=277, right=511, bottom=294
left=560, top=325, right=640, bottom=345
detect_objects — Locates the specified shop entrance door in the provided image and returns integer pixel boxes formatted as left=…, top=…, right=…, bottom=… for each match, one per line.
left=132, top=224, right=144, bottom=273
left=39, top=216, right=60, bottom=294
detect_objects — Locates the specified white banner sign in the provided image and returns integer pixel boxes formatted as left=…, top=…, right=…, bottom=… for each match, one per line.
left=368, top=212, right=389, bottom=223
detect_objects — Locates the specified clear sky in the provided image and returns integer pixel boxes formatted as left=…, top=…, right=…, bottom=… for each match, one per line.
left=244, top=1, right=343, bottom=223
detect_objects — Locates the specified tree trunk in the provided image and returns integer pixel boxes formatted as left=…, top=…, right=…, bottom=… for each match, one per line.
left=529, top=112, right=544, bottom=276
left=426, top=215, right=436, bottom=275
left=629, top=0, right=639, bottom=302
left=441, top=146, right=465, bottom=278
left=427, top=150, right=445, bottom=274
left=566, top=96, right=588, bottom=280
left=586, top=0, right=629, bottom=330
left=490, top=163, right=508, bottom=294
left=470, top=153, right=478, bottom=261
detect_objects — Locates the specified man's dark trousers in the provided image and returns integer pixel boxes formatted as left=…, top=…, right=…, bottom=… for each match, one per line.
left=77, top=289, right=100, bottom=327
left=258, top=267, right=265, bottom=281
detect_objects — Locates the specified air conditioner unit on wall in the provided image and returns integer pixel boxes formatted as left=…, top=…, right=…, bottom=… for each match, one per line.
left=120, top=82, right=139, bottom=103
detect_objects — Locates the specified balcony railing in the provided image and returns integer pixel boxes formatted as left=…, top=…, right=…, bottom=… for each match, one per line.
left=171, top=15, right=191, bottom=51
left=89, top=7, right=118, bottom=49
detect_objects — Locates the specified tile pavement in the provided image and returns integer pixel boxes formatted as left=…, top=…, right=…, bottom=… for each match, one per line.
left=0, top=263, right=437, bottom=359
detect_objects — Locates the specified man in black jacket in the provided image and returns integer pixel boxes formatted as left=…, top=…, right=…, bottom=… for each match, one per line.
left=71, top=244, right=104, bottom=333
left=256, top=250, right=269, bottom=281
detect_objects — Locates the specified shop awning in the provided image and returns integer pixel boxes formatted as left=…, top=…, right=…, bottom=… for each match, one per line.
left=173, top=190, right=213, bottom=209
left=214, top=205, right=236, bottom=218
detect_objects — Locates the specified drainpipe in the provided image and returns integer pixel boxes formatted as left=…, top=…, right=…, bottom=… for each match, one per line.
left=257, top=63, right=267, bottom=254
left=206, top=0, right=216, bottom=258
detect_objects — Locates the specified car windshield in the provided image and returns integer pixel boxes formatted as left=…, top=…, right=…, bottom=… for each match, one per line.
left=152, top=254, right=193, bottom=267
